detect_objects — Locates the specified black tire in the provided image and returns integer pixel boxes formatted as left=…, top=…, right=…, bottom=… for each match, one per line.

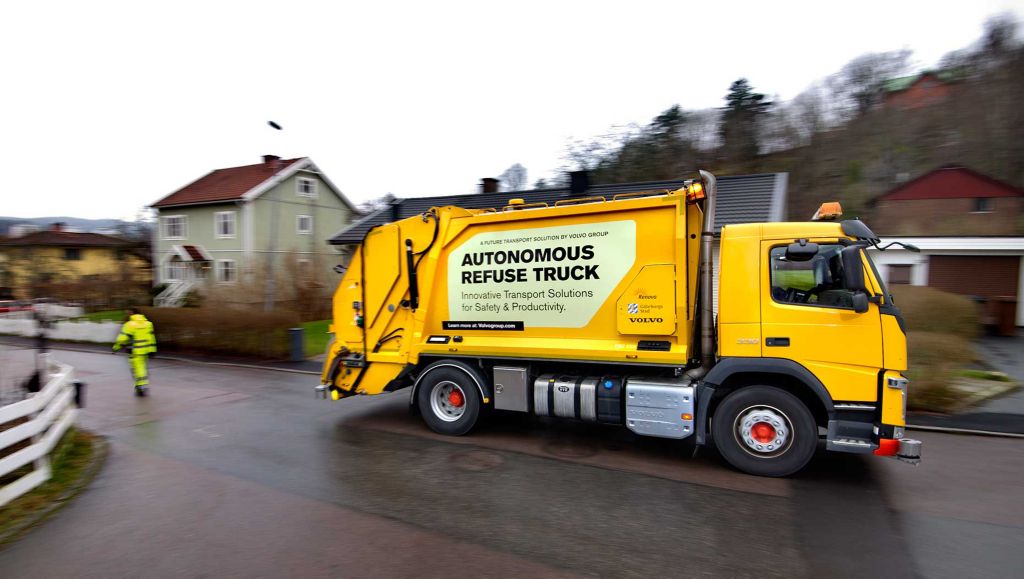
left=416, top=367, right=482, bottom=436
left=711, top=386, right=817, bottom=477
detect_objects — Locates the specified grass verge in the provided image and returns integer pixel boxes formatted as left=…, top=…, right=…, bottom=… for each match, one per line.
left=302, top=319, right=331, bottom=357
left=958, top=369, right=1013, bottom=382
left=75, top=310, right=126, bottom=323
left=0, top=428, right=107, bottom=546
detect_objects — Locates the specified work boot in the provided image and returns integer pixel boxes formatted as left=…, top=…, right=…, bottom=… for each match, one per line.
left=135, top=386, right=148, bottom=397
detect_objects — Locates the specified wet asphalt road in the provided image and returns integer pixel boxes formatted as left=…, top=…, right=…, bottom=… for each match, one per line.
left=1, top=347, right=1022, bottom=578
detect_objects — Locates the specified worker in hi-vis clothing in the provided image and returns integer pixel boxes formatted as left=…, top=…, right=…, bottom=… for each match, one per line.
left=112, top=308, right=157, bottom=396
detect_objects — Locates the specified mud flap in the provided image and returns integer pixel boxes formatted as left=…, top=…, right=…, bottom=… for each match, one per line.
left=333, top=361, right=409, bottom=397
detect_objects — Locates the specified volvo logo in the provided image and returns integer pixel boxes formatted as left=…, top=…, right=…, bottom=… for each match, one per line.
left=557, top=385, right=570, bottom=393
left=629, top=317, right=663, bottom=323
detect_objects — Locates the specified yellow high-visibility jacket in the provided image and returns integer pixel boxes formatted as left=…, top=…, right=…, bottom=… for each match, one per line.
left=113, top=314, right=157, bottom=355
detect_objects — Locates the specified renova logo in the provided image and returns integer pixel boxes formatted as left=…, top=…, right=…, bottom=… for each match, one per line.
left=629, top=317, right=664, bottom=323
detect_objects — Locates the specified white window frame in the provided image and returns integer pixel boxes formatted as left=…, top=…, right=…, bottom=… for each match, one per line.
left=297, top=177, right=318, bottom=198
left=971, top=197, right=993, bottom=213
left=162, top=215, right=187, bottom=240
left=214, top=211, right=236, bottom=239
left=166, top=259, right=185, bottom=282
left=215, top=259, right=237, bottom=284
left=296, top=214, right=313, bottom=235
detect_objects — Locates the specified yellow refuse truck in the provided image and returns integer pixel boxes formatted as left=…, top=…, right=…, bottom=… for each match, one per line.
left=318, top=171, right=922, bottom=476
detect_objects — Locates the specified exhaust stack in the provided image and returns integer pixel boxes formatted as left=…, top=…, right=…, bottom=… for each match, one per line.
left=685, top=170, right=717, bottom=380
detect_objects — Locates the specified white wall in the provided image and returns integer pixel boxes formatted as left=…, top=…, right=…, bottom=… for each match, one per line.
left=868, top=245, right=1024, bottom=327
left=866, top=247, right=930, bottom=286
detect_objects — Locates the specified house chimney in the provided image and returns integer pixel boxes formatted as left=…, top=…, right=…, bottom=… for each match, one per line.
left=569, top=170, right=590, bottom=196
left=263, top=154, right=281, bottom=166
left=50, top=222, right=65, bottom=232
left=480, top=178, right=500, bottom=194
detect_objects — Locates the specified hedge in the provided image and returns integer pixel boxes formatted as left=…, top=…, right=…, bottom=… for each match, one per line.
left=889, top=285, right=979, bottom=338
left=137, top=306, right=300, bottom=359
left=886, top=287, right=981, bottom=411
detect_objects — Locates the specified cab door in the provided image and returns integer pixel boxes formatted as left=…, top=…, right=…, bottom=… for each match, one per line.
left=759, top=241, right=882, bottom=402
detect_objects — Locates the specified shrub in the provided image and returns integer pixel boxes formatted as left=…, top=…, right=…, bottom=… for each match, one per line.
left=137, top=306, right=300, bottom=359
left=889, top=285, right=979, bottom=338
left=905, top=331, right=976, bottom=412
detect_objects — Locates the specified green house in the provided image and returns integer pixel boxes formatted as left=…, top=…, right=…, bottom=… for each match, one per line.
left=150, top=155, right=358, bottom=308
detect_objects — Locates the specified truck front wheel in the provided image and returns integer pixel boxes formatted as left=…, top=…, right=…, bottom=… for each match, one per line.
left=417, top=367, right=483, bottom=436
left=711, top=386, right=817, bottom=477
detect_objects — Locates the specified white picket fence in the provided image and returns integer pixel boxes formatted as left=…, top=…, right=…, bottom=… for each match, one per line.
left=0, top=319, right=120, bottom=343
left=0, top=357, right=78, bottom=507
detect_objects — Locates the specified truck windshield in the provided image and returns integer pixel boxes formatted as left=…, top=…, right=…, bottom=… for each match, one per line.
left=862, top=249, right=892, bottom=304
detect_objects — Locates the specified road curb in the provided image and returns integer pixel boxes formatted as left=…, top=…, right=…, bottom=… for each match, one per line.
left=153, top=355, right=321, bottom=376
left=906, top=424, right=1024, bottom=439
left=0, top=430, right=110, bottom=549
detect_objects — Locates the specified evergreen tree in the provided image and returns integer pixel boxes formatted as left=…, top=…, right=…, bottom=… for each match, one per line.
left=719, top=79, right=770, bottom=165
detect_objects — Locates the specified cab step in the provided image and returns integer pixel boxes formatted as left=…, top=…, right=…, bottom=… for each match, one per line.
left=826, top=419, right=878, bottom=454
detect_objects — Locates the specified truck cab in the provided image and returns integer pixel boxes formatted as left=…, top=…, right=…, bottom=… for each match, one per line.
left=708, top=219, right=915, bottom=474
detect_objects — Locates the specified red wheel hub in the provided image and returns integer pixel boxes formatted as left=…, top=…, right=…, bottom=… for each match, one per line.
left=448, top=390, right=465, bottom=407
left=751, top=422, right=776, bottom=444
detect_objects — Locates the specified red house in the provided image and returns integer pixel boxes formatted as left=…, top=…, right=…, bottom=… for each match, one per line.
left=869, top=166, right=1024, bottom=328
left=873, top=165, right=1024, bottom=236
left=881, top=70, right=959, bottom=110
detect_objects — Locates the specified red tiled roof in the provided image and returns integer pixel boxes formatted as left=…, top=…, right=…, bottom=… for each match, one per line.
left=878, top=166, right=1024, bottom=201
left=0, top=230, right=134, bottom=247
left=152, top=158, right=305, bottom=208
left=182, top=245, right=210, bottom=261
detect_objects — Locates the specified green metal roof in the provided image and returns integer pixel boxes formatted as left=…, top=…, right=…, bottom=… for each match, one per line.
left=882, top=69, right=963, bottom=93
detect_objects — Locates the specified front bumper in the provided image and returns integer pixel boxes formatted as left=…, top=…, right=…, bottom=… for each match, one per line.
left=874, top=435, right=923, bottom=465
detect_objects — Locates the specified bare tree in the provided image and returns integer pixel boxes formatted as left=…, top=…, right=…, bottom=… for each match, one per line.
left=787, top=83, right=832, bottom=144
left=676, top=108, right=721, bottom=152
left=827, top=49, right=913, bottom=118
left=563, top=128, right=631, bottom=172
left=499, top=163, right=528, bottom=192
left=357, top=193, right=396, bottom=214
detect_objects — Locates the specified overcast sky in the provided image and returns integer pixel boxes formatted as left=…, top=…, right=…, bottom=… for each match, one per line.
left=1, top=1, right=1020, bottom=220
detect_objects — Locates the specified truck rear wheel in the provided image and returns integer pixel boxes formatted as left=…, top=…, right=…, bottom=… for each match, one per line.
left=417, top=367, right=482, bottom=436
left=711, top=386, right=817, bottom=477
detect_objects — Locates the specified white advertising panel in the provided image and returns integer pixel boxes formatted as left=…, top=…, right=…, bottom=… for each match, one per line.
left=446, top=220, right=637, bottom=329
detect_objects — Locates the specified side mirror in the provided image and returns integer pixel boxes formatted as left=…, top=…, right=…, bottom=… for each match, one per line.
left=840, top=246, right=866, bottom=292
left=785, top=241, right=819, bottom=262
left=851, top=292, right=869, bottom=314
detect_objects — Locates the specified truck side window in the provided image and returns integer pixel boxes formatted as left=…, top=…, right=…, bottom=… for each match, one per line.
left=770, top=244, right=855, bottom=309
